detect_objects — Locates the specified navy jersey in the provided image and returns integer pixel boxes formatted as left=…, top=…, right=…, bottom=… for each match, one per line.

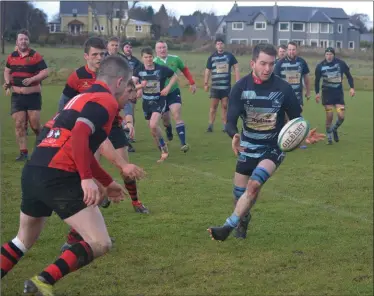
left=314, top=58, right=354, bottom=94
left=133, top=63, right=174, bottom=100
left=226, top=73, right=302, bottom=158
left=125, top=55, right=142, bottom=71
left=274, top=56, right=310, bottom=101
left=206, top=51, right=238, bottom=90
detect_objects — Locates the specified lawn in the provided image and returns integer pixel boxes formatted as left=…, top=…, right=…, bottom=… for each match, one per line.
left=0, top=81, right=373, bottom=295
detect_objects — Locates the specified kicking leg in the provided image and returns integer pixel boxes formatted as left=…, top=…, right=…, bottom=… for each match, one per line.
left=169, top=103, right=189, bottom=152
left=207, top=98, right=219, bottom=132
left=324, top=105, right=334, bottom=144
left=331, top=104, right=345, bottom=142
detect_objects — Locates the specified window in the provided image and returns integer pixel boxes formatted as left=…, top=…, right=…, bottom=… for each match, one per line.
left=279, top=22, right=289, bottom=31
left=336, top=41, right=342, bottom=48
left=320, top=40, right=328, bottom=48
left=292, top=39, right=304, bottom=46
left=115, top=25, right=118, bottom=31
left=72, top=8, right=77, bottom=17
left=310, top=39, right=318, bottom=47
left=329, top=24, right=334, bottom=34
left=100, top=25, right=105, bottom=32
left=120, top=25, right=124, bottom=32
left=49, top=24, right=55, bottom=33
left=310, top=23, right=319, bottom=33
left=251, top=39, right=269, bottom=45
left=348, top=41, right=355, bottom=49
left=292, top=22, right=305, bottom=32
left=320, top=23, right=329, bottom=33
left=231, top=39, right=248, bottom=45
left=232, top=22, right=243, bottom=30
left=255, top=22, right=266, bottom=30
left=338, top=24, right=343, bottom=33
left=94, top=25, right=98, bottom=31
left=135, top=25, right=142, bottom=32
left=278, top=39, right=289, bottom=45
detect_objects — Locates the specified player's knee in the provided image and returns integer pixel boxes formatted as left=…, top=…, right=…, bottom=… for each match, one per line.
left=250, top=167, right=271, bottom=187
left=149, top=121, right=158, bottom=131
left=325, top=107, right=333, bottom=114
left=233, top=186, right=246, bottom=201
left=246, top=180, right=261, bottom=197
left=90, top=237, right=112, bottom=256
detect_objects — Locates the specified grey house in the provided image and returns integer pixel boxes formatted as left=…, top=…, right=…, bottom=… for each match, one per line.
left=225, top=3, right=360, bottom=50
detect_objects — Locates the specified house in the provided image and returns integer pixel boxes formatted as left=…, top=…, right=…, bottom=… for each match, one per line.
left=215, top=16, right=226, bottom=37
left=177, top=14, right=225, bottom=40
left=178, top=15, right=205, bottom=37
left=360, top=33, right=373, bottom=43
left=224, top=3, right=360, bottom=49
left=48, top=1, right=151, bottom=39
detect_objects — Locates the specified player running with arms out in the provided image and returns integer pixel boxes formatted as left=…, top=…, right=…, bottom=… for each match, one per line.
left=204, top=38, right=240, bottom=133
left=154, top=40, right=196, bottom=152
left=0, top=55, right=145, bottom=295
left=207, top=44, right=325, bottom=242
left=133, top=47, right=178, bottom=163
left=314, top=47, right=355, bottom=144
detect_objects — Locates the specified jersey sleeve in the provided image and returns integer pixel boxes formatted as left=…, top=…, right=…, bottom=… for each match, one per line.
left=226, top=80, right=244, bottom=138
left=206, top=55, right=213, bottom=70
left=62, top=71, right=79, bottom=99
left=314, top=63, right=322, bottom=94
left=164, top=65, right=175, bottom=78
left=76, top=102, right=110, bottom=133
left=302, top=59, right=310, bottom=75
left=177, top=57, right=185, bottom=71
left=35, top=52, right=48, bottom=71
left=342, top=61, right=354, bottom=88
left=283, top=84, right=302, bottom=120
left=5, top=55, right=12, bottom=68
left=230, top=53, right=238, bottom=66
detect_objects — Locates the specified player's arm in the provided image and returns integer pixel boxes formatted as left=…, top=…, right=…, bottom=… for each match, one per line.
left=303, top=61, right=311, bottom=98
left=178, top=57, right=195, bottom=86
left=204, top=56, right=213, bottom=91
left=99, top=138, right=129, bottom=169
left=231, top=54, right=240, bottom=82
left=28, top=54, right=49, bottom=84
left=314, top=64, right=322, bottom=103
left=343, top=61, right=355, bottom=96
left=160, top=67, right=178, bottom=96
left=226, top=82, right=244, bottom=139
left=3, top=60, right=12, bottom=94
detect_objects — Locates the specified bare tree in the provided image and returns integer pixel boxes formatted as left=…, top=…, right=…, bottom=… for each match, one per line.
left=106, top=1, right=115, bottom=36
left=118, top=1, right=138, bottom=39
left=89, top=1, right=101, bottom=36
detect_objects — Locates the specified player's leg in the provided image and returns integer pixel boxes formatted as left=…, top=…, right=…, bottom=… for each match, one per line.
left=149, top=111, right=168, bottom=162
left=220, top=96, right=228, bottom=132
left=162, top=110, right=173, bottom=142
left=324, top=105, right=334, bottom=144
left=27, top=110, right=42, bottom=137
left=207, top=94, right=220, bottom=132
left=11, top=93, right=28, bottom=160
left=331, top=98, right=345, bottom=142
left=169, top=89, right=189, bottom=152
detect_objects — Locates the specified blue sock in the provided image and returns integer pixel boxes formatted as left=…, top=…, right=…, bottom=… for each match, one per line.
left=159, top=137, right=166, bottom=148
left=176, top=122, right=186, bottom=146
left=224, top=213, right=240, bottom=228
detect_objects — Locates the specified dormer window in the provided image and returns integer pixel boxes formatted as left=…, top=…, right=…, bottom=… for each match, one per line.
left=72, top=8, right=77, bottom=17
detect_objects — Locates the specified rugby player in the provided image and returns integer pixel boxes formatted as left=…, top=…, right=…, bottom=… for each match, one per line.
left=3, top=29, right=49, bottom=161
left=132, top=47, right=178, bottom=163
left=276, top=44, right=287, bottom=63
left=1, top=55, right=145, bottom=295
left=314, top=47, right=355, bottom=144
left=207, top=44, right=325, bottom=241
left=154, top=41, right=196, bottom=152
left=204, top=38, right=240, bottom=133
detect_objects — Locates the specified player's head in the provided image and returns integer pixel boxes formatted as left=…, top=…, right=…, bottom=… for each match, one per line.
left=278, top=44, right=287, bottom=59
left=122, top=41, right=133, bottom=56
left=16, top=29, right=30, bottom=52
left=107, top=36, right=119, bottom=55
left=287, top=42, right=298, bottom=60
left=97, top=55, right=133, bottom=107
left=251, top=43, right=277, bottom=81
left=155, top=40, right=168, bottom=59
left=141, top=47, right=154, bottom=67
left=83, top=37, right=106, bottom=71
left=325, top=47, right=335, bottom=62
left=215, top=38, right=225, bottom=53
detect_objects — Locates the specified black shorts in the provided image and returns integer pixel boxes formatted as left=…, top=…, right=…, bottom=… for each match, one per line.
left=322, top=91, right=345, bottom=106
left=295, top=91, right=303, bottom=106
left=165, top=89, right=182, bottom=112
left=21, top=164, right=86, bottom=220
left=142, top=98, right=167, bottom=120
left=108, top=125, right=129, bottom=149
left=210, top=88, right=230, bottom=100
left=11, top=92, right=42, bottom=115
left=235, top=147, right=285, bottom=177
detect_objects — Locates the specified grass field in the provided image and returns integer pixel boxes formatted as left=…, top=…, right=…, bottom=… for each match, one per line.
left=1, top=80, right=373, bottom=295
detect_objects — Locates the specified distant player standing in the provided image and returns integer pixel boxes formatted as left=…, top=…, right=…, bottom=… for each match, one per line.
left=154, top=40, right=196, bottom=152
left=207, top=44, right=325, bottom=241
left=314, top=47, right=355, bottom=144
left=276, top=44, right=287, bottom=63
left=204, top=38, right=240, bottom=132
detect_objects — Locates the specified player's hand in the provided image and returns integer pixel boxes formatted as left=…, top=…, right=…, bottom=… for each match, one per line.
left=3, top=83, right=11, bottom=96
left=305, top=128, right=325, bottom=144
left=204, top=85, right=209, bottom=92
left=305, top=92, right=311, bottom=101
left=315, top=93, right=321, bottom=104
left=22, top=77, right=34, bottom=86
left=189, top=84, right=197, bottom=94
left=160, top=87, right=170, bottom=96
left=136, top=89, right=143, bottom=99
left=105, top=181, right=127, bottom=204
left=140, top=80, right=147, bottom=88
left=349, top=88, right=355, bottom=97
left=81, top=179, right=102, bottom=206
left=232, top=133, right=245, bottom=156
left=120, top=163, right=145, bottom=180
left=126, top=122, right=135, bottom=139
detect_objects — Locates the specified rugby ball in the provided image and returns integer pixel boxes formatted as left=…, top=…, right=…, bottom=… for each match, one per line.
left=278, top=117, right=310, bottom=152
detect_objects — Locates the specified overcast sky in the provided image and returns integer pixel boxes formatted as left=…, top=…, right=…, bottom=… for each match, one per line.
left=34, top=1, right=374, bottom=26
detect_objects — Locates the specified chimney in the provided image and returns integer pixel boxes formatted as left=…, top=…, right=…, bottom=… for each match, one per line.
left=234, top=1, right=239, bottom=12
left=273, top=1, right=278, bottom=20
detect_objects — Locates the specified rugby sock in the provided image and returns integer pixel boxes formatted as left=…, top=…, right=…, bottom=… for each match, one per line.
left=326, top=126, right=333, bottom=141
left=1, top=237, right=28, bottom=278
left=20, top=149, right=28, bottom=155
left=332, top=118, right=344, bottom=131
left=66, top=228, right=84, bottom=245
left=164, top=124, right=172, bottom=136
left=159, top=137, right=166, bottom=148
left=224, top=213, right=240, bottom=228
left=40, top=241, right=93, bottom=285
left=124, top=178, right=139, bottom=204
left=176, top=122, right=186, bottom=146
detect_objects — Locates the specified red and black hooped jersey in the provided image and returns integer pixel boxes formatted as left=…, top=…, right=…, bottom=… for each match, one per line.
left=6, top=49, right=48, bottom=87
left=28, top=81, right=119, bottom=173
left=62, top=65, right=96, bottom=99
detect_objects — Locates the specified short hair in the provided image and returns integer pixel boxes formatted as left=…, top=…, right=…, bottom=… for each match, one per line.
left=287, top=41, right=298, bottom=48
left=108, top=36, right=119, bottom=43
left=84, top=37, right=106, bottom=54
left=17, top=29, right=30, bottom=39
left=97, top=55, right=132, bottom=83
left=155, top=40, right=167, bottom=48
left=252, top=43, right=277, bottom=61
left=141, top=46, right=153, bottom=56
left=278, top=44, right=287, bottom=50
left=215, top=38, right=225, bottom=44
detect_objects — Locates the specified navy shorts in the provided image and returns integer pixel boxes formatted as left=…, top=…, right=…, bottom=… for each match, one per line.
left=322, top=91, right=345, bottom=106
left=165, top=88, right=182, bottom=112
left=210, top=88, right=230, bottom=100
left=11, top=92, right=42, bottom=115
left=142, top=97, right=167, bottom=120
left=108, top=125, right=129, bottom=149
left=235, top=147, right=285, bottom=177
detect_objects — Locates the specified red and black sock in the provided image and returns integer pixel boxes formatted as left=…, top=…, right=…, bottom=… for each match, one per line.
left=124, top=179, right=139, bottom=204
left=40, top=241, right=93, bottom=285
left=20, top=149, right=28, bottom=155
left=1, top=241, right=25, bottom=278
left=66, top=228, right=84, bottom=245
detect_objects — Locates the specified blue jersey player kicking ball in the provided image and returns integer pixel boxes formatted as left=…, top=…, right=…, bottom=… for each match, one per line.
left=207, top=44, right=325, bottom=241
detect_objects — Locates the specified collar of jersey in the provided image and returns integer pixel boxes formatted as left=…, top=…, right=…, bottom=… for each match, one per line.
left=94, top=80, right=110, bottom=92
left=85, top=64, right=96, bottom=76
left=17, top=48, right=31, bottom=58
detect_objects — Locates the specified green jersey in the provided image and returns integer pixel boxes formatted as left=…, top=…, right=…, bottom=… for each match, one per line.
left=153, top=55, right=185, bottom=92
